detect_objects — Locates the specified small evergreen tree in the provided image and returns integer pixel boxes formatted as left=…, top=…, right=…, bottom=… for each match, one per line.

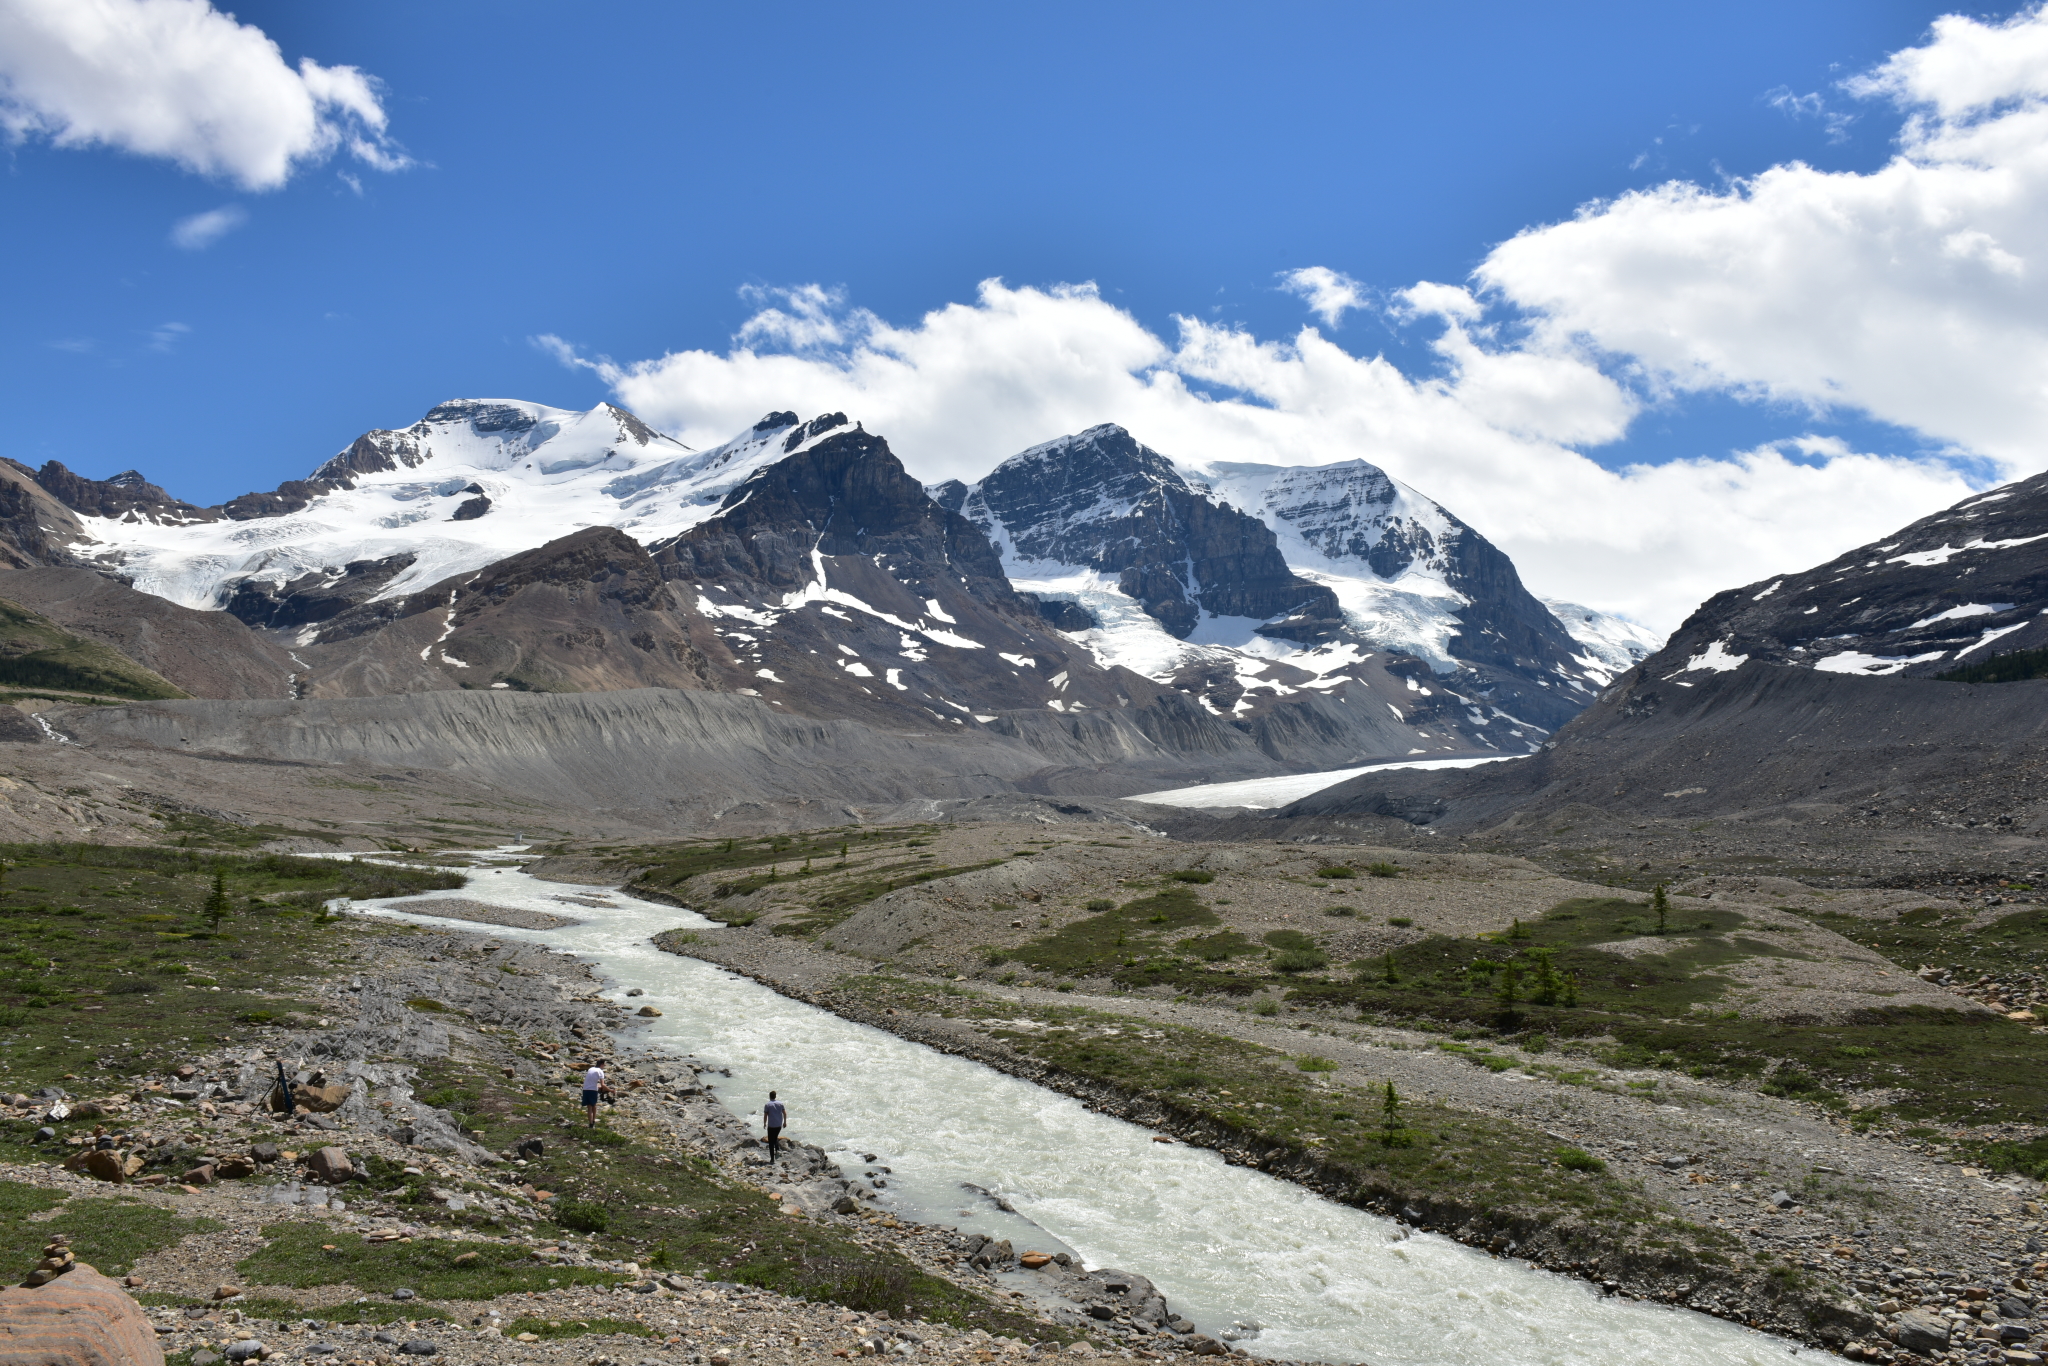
left=1380, top=1080, right=1401, bottom=1141
left=203, top=871, right=231, bottom=934
left=1381, top=950, right=1400, bottom=985
left=1529, top=948, right=1562, bottom=1005
left=1652, top=884, right=1670, bottom=934
left=1495, top=960, right=1523, bottom=1011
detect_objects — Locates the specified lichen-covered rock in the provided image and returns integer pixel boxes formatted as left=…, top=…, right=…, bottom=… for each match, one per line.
left=0, top=1261, right=163, bottom=1365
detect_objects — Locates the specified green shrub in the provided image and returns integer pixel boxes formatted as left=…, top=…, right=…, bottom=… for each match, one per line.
left=1085, top=899, right=1115, bottom=911
left=1387, top=916, right=1413, bottom=927
left=553, top=1197, right=610, bottom=1233
left=1170, top=870, right=1215, bottom=884
left=1295, top=1055, right=1337, bottom=1072
left=1555, top=1147, right=1605, bottom=1173
left=1324, top=905, right=1357, bottom=917
left=792, top=1256, right=913, bottom=1314
left=1367, top=862, right=1400, bottom=878
left=1249, top=997, right=1280, bottom=1016
left=1272, top=949, right=1329, bottom=974
left=1316, top=865, right=1356, bottom=879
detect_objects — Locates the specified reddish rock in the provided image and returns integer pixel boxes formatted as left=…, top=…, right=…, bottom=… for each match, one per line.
left=289, top=1084, right=351, bottom=1114
left=213, top=1157, right=254, bottom=1181
left=0, top=1261, right=164, bottom=1365
left=179, top=1165, right=214, bottom=1187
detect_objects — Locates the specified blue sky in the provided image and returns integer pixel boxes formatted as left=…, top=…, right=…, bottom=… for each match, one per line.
left=5, top=0, right=2044, bottom=626
left=3, top=1, right=1960, bottom=496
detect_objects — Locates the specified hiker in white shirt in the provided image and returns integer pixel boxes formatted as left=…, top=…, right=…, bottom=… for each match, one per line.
left=582, top=1063, right=608, bottom=1127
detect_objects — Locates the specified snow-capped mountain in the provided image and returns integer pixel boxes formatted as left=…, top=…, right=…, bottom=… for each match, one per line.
left=3, top=399, right=1671, bottom=768
left=60, top=400, right=836, bottom=624
left=936, top=425, right=1612, bottom=742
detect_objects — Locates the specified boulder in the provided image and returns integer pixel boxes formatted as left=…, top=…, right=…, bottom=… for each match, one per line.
left=290, top=1084, right=352, bottom=1115
left=0, top=1261, right=165, bottom=1365
left=214, top=1157, right=254, bottom=1181
left=180, top=1165, right=215, bottom=1187
left=223, top=1341, right=265, bottom=1362
left=1895, top=1310, right=1952, bottom=1356
left=80, top=1151, right=126, bottom=1185
left=637, top=1006, right=662, bottom=1017
left=304, top=1147, right=352, bottom=1183
left=1187, top=1337, right=1226, bottom=1357
left=249, top=1143, right=280, bottom=1164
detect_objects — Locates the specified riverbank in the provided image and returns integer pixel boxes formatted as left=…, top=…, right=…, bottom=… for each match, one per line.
left=651, top=907, right=2048, bottom=1364
left=0, top=846, right=1231, bottom=1366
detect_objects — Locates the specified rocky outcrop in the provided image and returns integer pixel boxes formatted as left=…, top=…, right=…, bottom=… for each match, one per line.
left=28, top=463, right=211, bottom=526
left=655, top=424, right=1018, bottom=604
left=960, top=426, right=1338, bottom=640
left=222, top=554, right=419, bottom=631
left=0, top=463, right=89, bottom=571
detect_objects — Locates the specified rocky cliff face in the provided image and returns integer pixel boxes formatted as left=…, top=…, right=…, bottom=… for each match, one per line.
left=949, top=426, right=1616, bottom=744
left=957, top=425, right=1340, bottom=640
left=0, top=460, right=90, bottom=571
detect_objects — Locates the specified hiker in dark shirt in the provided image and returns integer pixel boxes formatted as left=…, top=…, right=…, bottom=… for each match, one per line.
left=763, top=1091, right=786, bottom=1161
left=275, top=1060, right=296, bottom=1118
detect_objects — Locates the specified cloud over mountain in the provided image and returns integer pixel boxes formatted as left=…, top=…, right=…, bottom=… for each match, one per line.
left=535, top=10, right=2048, bottom=634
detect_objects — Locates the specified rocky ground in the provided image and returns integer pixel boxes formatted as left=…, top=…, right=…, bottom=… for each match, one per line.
left=0, top=909, right=1249, bottom=1366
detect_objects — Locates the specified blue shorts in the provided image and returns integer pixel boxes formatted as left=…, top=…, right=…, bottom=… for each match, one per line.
left=582, top=1089, right=600, bottom=1106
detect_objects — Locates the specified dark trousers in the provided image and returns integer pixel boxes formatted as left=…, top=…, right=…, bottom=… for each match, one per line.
left=766, top=1126, right=782, bottom=1159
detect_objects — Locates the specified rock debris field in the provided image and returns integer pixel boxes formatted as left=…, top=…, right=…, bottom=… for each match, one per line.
left=0, top=914, right=1246, bottom=1366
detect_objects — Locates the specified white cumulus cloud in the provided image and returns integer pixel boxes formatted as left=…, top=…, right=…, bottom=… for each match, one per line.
left=168, top=202, right=244, bottom=249
left=0, top=0, right=407, bottom=191
left=1278, top=266, right=1368, bottom=326
left=1476, top=4, right=2048, bottom=472
left=543, top=278, right=1972, bottom=633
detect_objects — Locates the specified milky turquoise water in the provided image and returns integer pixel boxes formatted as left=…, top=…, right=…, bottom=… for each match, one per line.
left=356, top=862, right=1801, bottom=1366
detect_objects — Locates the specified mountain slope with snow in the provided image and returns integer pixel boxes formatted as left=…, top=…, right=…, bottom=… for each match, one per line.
left=1541, top=599, right=1664, bottom=682
left=12, top=398, right=1674, bottom=770
left=1640, top=470, right=2048, bottom=685
left=62, top=400, right=831, bottom=621
left=940, top=426, right=1605, bottom=746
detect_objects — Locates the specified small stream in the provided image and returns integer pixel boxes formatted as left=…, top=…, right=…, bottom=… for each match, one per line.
left=356, top=860, right=1801, bottom=1366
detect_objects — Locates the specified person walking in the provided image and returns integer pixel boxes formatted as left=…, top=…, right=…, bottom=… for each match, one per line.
left=274, top=1060, right=296, bottom=1119
left=582, top=1061, right=608, bottom=1127
left=763, top=1090, right=786, bottom=1162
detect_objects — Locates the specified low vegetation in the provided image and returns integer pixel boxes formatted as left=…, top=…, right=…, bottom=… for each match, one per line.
left=0, top=842, right=462, bottom=1096
left=0, top=597, right=189, bottom=701
left=838, top=975, right=1747, bottom=1283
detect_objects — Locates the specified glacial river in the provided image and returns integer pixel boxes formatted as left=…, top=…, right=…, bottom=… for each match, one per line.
left=356, top=860, right=1801, bottom=1366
